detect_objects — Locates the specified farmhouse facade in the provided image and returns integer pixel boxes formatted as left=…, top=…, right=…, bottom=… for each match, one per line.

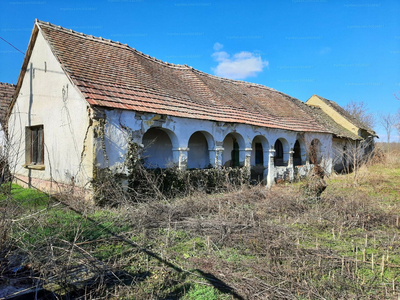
left=7, top=20, right=371, bottom=193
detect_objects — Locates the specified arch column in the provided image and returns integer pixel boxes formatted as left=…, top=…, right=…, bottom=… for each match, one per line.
left=267, top=148, right=276, bottom=187
left=288, top=149, right=295, bottom=181
left=240, top=148, right=252, bottom=168
left=283, top=151, right=291, bottom=165
left=263, top=149, right=269, bottom=181
left=210, top=147, right=224, bottom=168
left=172, top=147, right=189, bottom=170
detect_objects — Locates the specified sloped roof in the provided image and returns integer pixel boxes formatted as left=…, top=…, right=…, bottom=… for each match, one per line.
left=311, top=95, right=376, bottom=136
left=25, top=20, right=330, bottom=134
left=303, top=105, right=362, bottom=140
left=0, top=82, right=15, bottom=128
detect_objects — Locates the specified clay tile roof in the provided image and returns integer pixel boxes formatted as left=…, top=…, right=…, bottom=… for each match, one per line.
left=36, top=20, right=330, bottom=133
left=303, top=105, right=361, bottom=140
left=0, top=82, right=15, bottom=128
left=312, top=95, right=377, bottom=136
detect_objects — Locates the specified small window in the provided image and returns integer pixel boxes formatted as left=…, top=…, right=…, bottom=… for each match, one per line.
left=26, top=125, right=44, bottom=165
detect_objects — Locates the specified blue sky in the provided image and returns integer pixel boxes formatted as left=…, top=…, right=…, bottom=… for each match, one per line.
left=1, top=0, right=399, bottom=140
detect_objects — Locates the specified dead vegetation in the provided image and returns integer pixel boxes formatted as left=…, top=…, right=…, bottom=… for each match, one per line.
left=1, top=147, right=400, bottom=299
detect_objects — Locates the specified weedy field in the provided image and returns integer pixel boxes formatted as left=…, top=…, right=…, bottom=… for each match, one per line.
left=1, top=146, right=400, bottom=299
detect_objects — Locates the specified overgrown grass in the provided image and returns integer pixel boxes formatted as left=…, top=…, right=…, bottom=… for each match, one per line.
left=0, top=183, right=49, bottom=208
left=1, top=149, right=400, bottom=299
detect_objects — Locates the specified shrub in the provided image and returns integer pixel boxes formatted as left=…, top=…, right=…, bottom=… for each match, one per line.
left=92, top=140, right=251, bottom=206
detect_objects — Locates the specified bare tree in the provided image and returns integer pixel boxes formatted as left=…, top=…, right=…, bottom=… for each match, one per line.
left=379, top=112, right=396, bottom=150
left=339, top=138, right=374, bottom=184
left=396, top=109, right=400, bottom=142
left=394, top=87, right=400, bottom=101
left=343, top=101, right=375, bottom=129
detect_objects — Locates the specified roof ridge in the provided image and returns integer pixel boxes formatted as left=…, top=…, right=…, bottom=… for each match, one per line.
left=189, top=67, right=278, bottom=91
left=35, top=20, right=283, bottom=91
left=30, top=20, right=331, bottom=134
left=0, top=82, right=16, bottom=86
left=35, top=19, right=190, bottom=70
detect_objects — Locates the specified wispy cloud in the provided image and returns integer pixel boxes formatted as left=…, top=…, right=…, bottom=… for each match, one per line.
left=319, top=46, right=331, bottom=55
left=211, top=43, right=268, bottom=80
left=213, top=42, right=223, bottom=51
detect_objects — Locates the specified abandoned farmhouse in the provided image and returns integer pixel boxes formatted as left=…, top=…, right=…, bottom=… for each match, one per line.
left=4, top=20, right=376, bottom=193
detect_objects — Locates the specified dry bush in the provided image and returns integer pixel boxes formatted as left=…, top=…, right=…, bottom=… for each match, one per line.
left=375, top=142, right=400, bottom=166
left=3, top=140, right=400, bottom=299
left=4, top=177, right=400, bottom=299
left=119, top=182, right=400, bottom=299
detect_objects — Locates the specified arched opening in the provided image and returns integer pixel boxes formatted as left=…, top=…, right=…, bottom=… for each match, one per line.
left=142, top=128, right=174, bottom=168
left=255, top=142, right=263, bottom=166
left=251, top=136, right=269, bottom=166
left=309, top=139, right=322, bottom=165
left=293, top=140, right=302, bottom=166
left=187, top=131, right=210, bottom=169
left=274, top=138, right=289, bottom=166
left=222, top=133, right=245, bottom=167
left=274, top=139, right=284, bottom=166
left=251, top=135, right=269, bottom=182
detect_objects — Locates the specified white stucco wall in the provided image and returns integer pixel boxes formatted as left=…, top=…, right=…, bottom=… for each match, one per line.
left=304, top=132, right=333, bottom=174
left=8, top=30, right=93, bottom=189
left=0, top=124, right=6, bottom=155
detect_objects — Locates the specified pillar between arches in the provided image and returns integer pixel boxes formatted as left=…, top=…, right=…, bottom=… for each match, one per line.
left=241, top=148, right=252, bottom=168
left=210, top=147, right=224, bottom=168
left=288, top=149, right=295, bottom=181
left=267, top=148, right=276, bottom=187
left=172, top=147, right=189, bottom=170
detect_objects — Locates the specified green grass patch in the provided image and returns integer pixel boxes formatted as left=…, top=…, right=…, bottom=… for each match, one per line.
left=0, top=183, right=50, bottom=208
left=183, top=283, right=230, bottom=300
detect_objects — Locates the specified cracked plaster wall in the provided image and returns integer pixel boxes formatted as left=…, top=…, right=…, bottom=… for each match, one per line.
left=98, top=109, right=333, bottom=179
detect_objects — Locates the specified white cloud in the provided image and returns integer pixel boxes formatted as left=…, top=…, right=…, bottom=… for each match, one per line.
left=211, top=43, right=268, bottom=80
left=213, top=42, right=224, bottom=51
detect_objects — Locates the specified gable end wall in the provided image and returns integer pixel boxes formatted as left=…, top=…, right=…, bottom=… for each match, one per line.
left=307, top=95, right=360, bottom=136
left=8, top=29, right=94, bottom=191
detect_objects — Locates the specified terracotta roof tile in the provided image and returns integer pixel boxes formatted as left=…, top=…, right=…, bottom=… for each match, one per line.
left=0, top=82, right=15, bottom=128
left=37, top=21, right=330, bottom=133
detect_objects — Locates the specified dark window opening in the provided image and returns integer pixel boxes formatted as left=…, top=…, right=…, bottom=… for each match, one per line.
left=293, top=140, right=302, bottom=166
left=255, top=142, right=263, bottom=165
left=26, top=125, right=44, bottom=165
left=231, top=140, right=240, bottom=167
left=274, top=139, right=284, bottom=166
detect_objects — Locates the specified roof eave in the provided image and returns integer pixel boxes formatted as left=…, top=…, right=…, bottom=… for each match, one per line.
left=6, top=20, right=40, bottom=120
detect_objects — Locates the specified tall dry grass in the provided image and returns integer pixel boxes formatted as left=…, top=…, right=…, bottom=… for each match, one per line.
left=1, top=143, right=400, bottom=299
